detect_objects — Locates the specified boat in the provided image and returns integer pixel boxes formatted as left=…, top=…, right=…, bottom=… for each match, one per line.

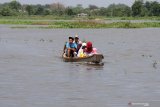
left=62, top=53, right=104, bottom=63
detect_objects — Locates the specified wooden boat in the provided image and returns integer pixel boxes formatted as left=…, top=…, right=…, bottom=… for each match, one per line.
left=62, top=53, right=104, bottom=63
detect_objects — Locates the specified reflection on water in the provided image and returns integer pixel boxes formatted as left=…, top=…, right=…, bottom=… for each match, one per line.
left=73, top=62, right=104, bottom=70
left=0, top=25, right=160, bottom=107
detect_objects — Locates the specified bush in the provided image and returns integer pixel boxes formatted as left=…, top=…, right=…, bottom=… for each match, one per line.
left=1, top=6, right=12, bottom=16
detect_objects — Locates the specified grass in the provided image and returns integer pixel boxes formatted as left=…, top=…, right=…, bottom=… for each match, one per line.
left=1, top=15, right=160, bottom=20
left=0, top=18, right=160, bottom=28
left=104, top=16, right=160, bottom=21
left=0, top=15, right=73, bottom=20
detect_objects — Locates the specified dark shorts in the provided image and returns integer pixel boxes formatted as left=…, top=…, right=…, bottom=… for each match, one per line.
left=66, top=50, right=74, bottom=57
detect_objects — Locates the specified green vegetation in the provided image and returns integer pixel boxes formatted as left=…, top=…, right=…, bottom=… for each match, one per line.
left=1, top=20, right=159, bottom=28
left=0, top=0, right=160, bottom=17
left=0, top=15, right=160, bottom=21
left=0, top=0, right=160, bottom=28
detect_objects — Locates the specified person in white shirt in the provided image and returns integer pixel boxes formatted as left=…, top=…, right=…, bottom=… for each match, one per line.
left=74, top=35, right=82, bottom=54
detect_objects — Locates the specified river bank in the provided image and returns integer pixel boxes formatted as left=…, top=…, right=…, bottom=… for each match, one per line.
left=0, top=20, right=160, bottom=28
left=0, top=16, right=160, bottom=28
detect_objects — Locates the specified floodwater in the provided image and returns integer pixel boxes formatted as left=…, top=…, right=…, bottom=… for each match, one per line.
left=0, top=25, right=160, bottom=107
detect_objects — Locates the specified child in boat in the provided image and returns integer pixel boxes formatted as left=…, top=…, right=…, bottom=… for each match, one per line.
left=64, top=37, right=77, bottom=57
left=84, top=41, right=97, bottom=56
left=77, top=43, right=87, bottom=57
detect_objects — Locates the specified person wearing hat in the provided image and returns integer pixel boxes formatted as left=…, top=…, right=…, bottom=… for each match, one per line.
left=74, top=34, right=82, bottom=53
left=64, top=37, right=77, bottom=57
left=84, top=41, right=97, bottom=56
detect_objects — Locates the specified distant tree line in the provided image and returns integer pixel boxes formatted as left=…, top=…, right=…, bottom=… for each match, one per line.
left=0, top=0, right=159, bottom=17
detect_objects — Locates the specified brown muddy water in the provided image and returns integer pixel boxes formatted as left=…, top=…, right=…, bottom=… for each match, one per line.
left=0, top=25, right=160, bottom=107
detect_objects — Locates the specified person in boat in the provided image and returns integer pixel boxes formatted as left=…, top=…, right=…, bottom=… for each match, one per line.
left=77, top=43, right=87, bottom=57
left=74, top=35, right=82, bottom=54
left=84, top=41, right=97, bottom=56
left=63, top=37, right=77, bottom=57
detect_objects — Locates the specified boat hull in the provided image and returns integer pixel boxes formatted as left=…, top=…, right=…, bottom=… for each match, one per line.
left=62, top=54, right=104, bottom=63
